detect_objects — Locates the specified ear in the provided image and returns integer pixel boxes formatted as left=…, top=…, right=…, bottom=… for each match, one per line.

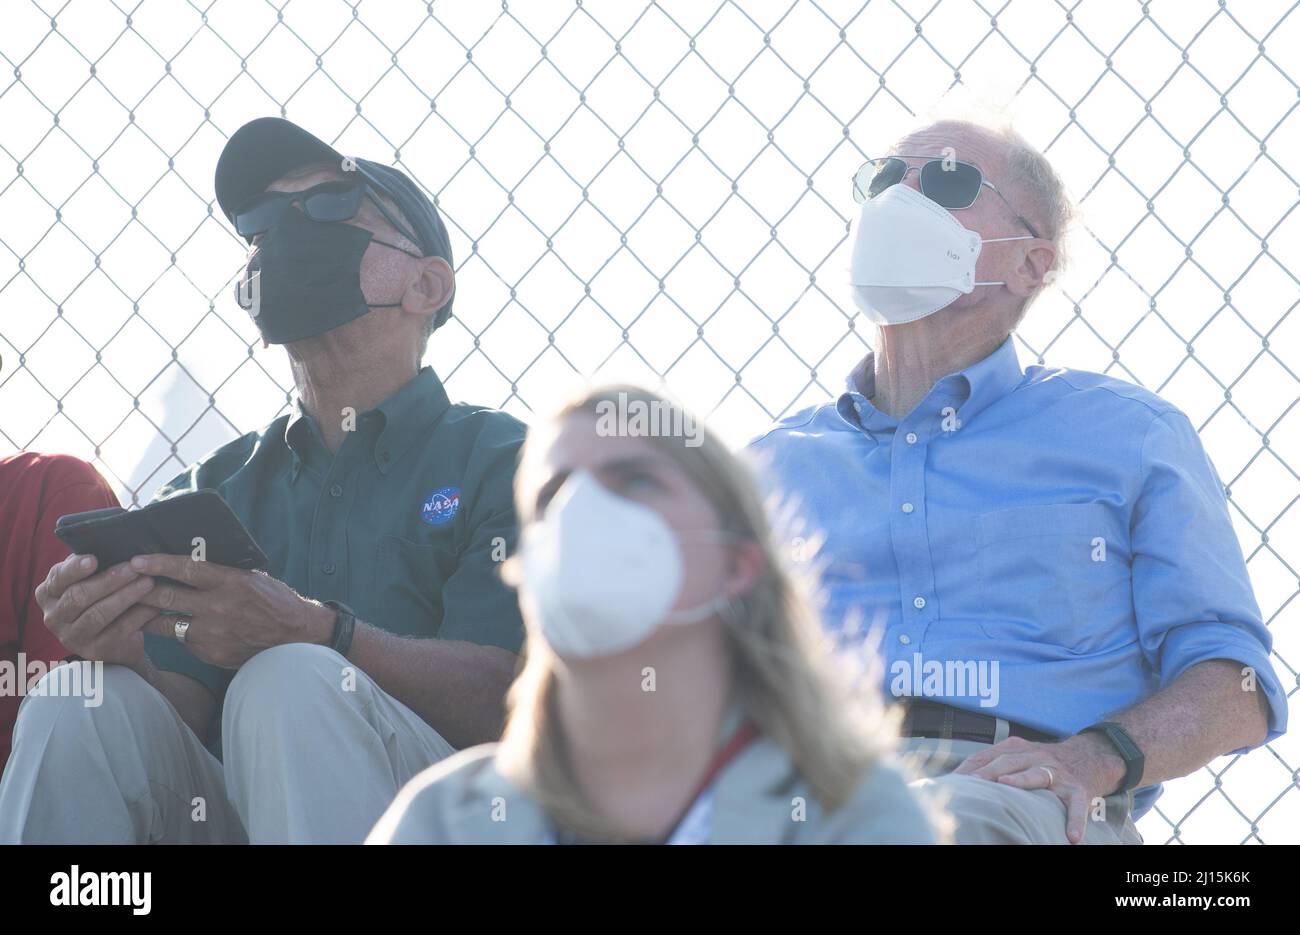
left=724, top=538, right=767, bottom=601
left=402, top=255, right=455, bottom=321
left=1005, top=240, right=1057, bottom=300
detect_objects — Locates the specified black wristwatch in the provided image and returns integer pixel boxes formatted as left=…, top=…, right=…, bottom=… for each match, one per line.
left=1080, top=721, right=1145, bottom=794
left=322, top=600, right=358, bottom=658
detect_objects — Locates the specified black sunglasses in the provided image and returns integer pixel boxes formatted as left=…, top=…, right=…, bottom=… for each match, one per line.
left=234, top=178, right=422, bottom=247
left=852, top=156, right=1041, bottom=239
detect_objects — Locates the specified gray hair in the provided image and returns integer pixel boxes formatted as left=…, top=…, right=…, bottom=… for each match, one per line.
left=1001, top=128, right=1074, bottom=268
left=999, top=127, right=1073, bottom=319
left=892, top=117, right=1076, bottom=316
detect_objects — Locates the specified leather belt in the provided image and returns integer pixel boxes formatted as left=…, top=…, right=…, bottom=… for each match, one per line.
left=899, top=700, right=1059, bottom=744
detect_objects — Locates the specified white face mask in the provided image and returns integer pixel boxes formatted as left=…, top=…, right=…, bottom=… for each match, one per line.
left=518, top=469, right=731, bottom=659
left=848, top=182, right=1033, bottom=326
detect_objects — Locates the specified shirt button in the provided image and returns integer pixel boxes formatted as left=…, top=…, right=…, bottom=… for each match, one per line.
left=322, top=562, right=336, bottom=575
left=901, top=502, right=914, bottom=514
left=329, top=483, right=343, bottom=498
left=913, top=596, right=926, bottom=609
left=899, top=634, right=912, bottom=645
left=905, top=432, right=918, bottom=444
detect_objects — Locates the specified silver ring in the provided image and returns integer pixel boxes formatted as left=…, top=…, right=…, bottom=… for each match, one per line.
left=173, top=619, right=190, bottom=644
left=1039, top=765, right=1055, bottom=787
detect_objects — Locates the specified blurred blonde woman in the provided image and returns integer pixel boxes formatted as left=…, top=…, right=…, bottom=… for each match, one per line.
left=368, top=385, right=943, bottom=844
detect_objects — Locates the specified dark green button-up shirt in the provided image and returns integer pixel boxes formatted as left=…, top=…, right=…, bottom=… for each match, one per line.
left=144, top=366, right=526, bottom=709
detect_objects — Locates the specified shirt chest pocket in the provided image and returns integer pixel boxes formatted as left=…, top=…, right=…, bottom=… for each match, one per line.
left=975, top=503, right=1132, bottom=654
left=367, top=536, right=449, bottom=638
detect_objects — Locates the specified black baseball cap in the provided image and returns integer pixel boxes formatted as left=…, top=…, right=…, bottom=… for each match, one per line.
left=214, top=117, right=455, bottom=329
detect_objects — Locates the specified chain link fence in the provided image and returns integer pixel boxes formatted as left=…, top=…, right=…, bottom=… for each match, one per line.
left=0, top=0, right=1296, bottom=843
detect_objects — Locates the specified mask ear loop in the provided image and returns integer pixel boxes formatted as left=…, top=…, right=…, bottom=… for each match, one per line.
left=368, top=237, right=425, bottom=261
left=361, top=236, right=429, bottom=310
left=663, top=530, right=752, bottom=627
left=972, top=234, right=1037, bottom=288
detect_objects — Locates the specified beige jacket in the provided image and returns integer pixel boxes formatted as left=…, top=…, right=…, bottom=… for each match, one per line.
left=368, top=734, right=941, bottom=845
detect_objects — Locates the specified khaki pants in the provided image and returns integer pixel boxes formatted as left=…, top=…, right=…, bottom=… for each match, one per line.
left=902, top=736, right=1143, bottom=845
left=0, top=644, right=454, bottom=844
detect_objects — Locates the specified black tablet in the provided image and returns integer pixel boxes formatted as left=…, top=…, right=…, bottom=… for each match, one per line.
left=55, top=489, right=268, bottom=572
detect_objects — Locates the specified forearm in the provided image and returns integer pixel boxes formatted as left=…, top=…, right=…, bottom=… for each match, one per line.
left=320, top=617, right=520, bottom=750
left=1100, top=658, right=1270, bottom=789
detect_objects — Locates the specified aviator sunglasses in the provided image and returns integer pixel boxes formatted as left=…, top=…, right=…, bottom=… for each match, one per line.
left=852, top=156, right=1041, bottom=239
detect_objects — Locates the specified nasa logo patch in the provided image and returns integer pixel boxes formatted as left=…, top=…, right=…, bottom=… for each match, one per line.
left=419, top=486, right=461, bottom=526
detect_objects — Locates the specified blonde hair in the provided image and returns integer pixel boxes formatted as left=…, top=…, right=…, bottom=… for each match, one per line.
left=495, top=384, right=895, bottom=841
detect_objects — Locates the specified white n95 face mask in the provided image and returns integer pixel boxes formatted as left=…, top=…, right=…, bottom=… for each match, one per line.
left=518, top=469, right=731, bottom=659
left=849, top=182, right=1033, bottom=326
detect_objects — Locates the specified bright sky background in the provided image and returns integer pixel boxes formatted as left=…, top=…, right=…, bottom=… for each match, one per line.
left=1, top=0, right=1296, bottom=843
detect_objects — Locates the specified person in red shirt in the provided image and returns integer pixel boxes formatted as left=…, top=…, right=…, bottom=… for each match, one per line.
left=0, top=451, right=119, bottom=775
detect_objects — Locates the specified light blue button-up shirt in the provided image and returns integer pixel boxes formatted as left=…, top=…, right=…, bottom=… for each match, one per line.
left=748, top=336, right=1286, bottom=819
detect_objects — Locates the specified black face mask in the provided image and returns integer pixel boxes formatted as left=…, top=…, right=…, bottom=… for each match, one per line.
left=235, top=207, right=422, bottom=345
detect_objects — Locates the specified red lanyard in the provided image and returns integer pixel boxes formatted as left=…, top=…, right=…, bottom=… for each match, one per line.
left=656, top=719, right=761, bottom=845
left=554, top=720, right=762, bottom=845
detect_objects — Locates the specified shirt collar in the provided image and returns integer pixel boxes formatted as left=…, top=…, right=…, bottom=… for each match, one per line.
left=950, top=335, right=1024, bottom=423
left=283, top=366, right=452, bottom=477
left=838, top=335, right=1023, bottom=432
left=284, top=406, right=324, bottom=483
left=370, top=366, right=452, bottom=473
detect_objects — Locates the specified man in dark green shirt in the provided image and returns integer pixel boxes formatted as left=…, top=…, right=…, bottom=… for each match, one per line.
left=3, top=118, right=525, bottom=844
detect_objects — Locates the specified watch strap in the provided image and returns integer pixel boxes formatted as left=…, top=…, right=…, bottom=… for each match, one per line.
left=322, top=600, right=357, bottom=659
left=1081, top=721, right=1145, bottom=793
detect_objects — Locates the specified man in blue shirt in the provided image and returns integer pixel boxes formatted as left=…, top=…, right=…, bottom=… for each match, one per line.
left=749, top=119, right=1285, bottom=844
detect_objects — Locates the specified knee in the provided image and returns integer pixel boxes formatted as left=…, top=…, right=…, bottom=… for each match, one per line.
left=224, top=643, right=353, bottom=731
left=12, top=663, right=164, bottom=751
left=16, top=662, right=151, bottom=726
left=922, top=773, right=1033, bottom=845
